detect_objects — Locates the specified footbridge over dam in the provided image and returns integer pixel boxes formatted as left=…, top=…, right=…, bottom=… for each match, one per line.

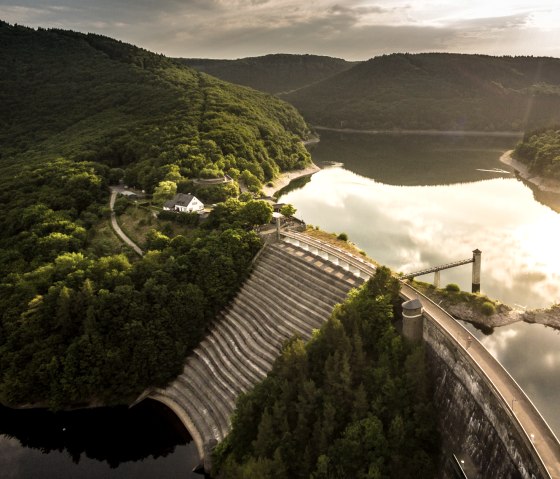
left=144, top=231, right=560, bottom=478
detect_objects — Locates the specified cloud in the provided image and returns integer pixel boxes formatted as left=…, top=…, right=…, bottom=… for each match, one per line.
left=0, top=0, right=559, bottom=59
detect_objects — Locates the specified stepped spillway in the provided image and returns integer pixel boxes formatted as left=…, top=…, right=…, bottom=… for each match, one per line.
left=149, top=240, right=362, bottom=468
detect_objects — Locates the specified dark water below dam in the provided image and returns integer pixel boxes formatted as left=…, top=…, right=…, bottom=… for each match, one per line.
left=0, top=400, right=202, bottom=478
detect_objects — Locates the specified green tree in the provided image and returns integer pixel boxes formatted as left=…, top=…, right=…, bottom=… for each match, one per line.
left=152, top=180, right=177, bottom=205
left=279, top=204, right=297, bottom=217
left=239, top=200, right=273, bottom=227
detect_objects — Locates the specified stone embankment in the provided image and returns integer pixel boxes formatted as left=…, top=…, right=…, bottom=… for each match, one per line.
left=500, top=150, right=560, bottom=194
left=415, top=284, right=560, bottom=332
left=149, top=241, right=361, bottom=471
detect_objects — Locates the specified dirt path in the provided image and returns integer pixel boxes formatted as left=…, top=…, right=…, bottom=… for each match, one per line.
left=109, top=189, right=143, bottom=256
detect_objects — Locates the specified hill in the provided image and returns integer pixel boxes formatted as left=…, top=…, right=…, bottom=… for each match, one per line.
left=0, top=22, right=310, bottom=409
left=0, top=21, right=311, bottom=267
left=283, top=53, right=560, bottom=132
left=180, top=54, right=355, bottom=94
left=0, top=22, right=311, bottom=185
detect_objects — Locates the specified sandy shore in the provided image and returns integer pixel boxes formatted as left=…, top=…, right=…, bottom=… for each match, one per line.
left=262, top=163, right=321, bottom=198
left=500, top=150, right=560, bottom=194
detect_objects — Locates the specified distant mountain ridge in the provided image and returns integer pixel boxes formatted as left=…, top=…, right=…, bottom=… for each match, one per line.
left=283, top=53, right=560, bottom=131
left=179, top=53, right=356, bottom=94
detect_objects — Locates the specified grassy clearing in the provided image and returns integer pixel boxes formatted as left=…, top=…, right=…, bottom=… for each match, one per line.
left=410, top=280, right=507, bottom=316
left=304, top=226, right=379, bottom=266
left=117, top=205, right=198, bottom=248
left=86, top=218, right=135, bottom=257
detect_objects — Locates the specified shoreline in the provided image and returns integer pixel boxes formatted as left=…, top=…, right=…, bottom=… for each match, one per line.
left=500, top=150, right=560, bottom=194
left=315, top=126, right=524, bottom=137
left=261, top=163, right=321, bottom=198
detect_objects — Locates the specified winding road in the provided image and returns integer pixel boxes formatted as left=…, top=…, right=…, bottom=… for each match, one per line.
left=109, top=188, right=144, bottom=256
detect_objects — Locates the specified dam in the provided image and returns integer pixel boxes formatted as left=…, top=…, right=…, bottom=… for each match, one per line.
left=143, top=231, right=560, bottom=478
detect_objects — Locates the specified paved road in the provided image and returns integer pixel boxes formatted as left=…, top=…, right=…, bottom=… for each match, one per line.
left=401, top=283, right=560, bottom=479
left=109, top=189, right=143, bottom=256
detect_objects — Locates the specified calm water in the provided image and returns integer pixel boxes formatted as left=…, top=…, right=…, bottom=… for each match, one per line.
left=463, top=321, right=560, bottom=437
left=284, top=132, right=560, bottom=309
left=0, top=400, right=202, bottom=479
left=281, top=131, right=560, bottom=435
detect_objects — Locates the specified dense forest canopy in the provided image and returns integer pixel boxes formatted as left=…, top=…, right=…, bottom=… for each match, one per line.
left=180, top=54, right=355, bottom=95
left=214, top=267, right=439, bottom=478
left=513, top=127, right=560, bottom=180
left=283, top=53, right=560, bottom=132
left=0, top=22, right=311, bottom=408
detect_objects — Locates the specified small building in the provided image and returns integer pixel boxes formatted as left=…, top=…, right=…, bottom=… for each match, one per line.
left=163, top=193, right=204, bottom=213
left=118, top=190, right=139, bottom=200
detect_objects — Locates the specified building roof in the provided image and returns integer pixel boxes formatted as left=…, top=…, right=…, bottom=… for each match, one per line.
left=402, top=298, right=422, bottom=310
left=173, top=193, right=196, bottom=207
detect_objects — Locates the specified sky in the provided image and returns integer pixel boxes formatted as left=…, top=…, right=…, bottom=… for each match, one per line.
left=1, top=0, right=560, bottom=60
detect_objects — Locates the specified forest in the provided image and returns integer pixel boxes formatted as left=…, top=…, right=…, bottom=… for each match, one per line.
left=0, top=22, right=310, bottom=408
left=182, top=52, right=560, bottom=132
left=180, top=54, right=355, bottom=95
left=513, top=127, right=560, bottom=180
left=213, top=267, right=439, bottom=479
left=280, top=53, right=560, bottom=132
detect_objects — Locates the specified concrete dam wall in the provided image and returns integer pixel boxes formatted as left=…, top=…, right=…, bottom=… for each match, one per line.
left=401, top=283, right=560, bottom=479
left=148, top=240, right=362, bottom=471
left=426, top=318, right=543, bottom=478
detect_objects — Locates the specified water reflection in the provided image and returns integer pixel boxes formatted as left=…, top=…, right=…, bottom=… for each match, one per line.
left=307, top=131, right=516, bottom=186
left=0, top=400, right=201, bottom=479
left=284, top=131, right=560, bottom=437
left=463, top=321, right=560, bottom=436
left=282, top=167, right=560, bottom=308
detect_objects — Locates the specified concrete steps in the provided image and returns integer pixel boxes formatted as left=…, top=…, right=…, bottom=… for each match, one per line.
left=149, top=239, right=360, bottom=462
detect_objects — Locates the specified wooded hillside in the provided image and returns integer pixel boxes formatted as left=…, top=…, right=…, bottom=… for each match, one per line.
left=284, top=53, right=560, bottom=131
left=0, top=22, right=310, bottom=409
left=213, top=267, right=439, bottom=478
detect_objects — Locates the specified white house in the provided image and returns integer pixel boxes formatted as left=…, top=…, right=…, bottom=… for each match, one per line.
left=163, top=193, right=204, bottom=213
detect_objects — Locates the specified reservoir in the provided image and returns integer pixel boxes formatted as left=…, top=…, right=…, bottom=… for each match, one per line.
left=280, top=130, right=560, bottom=437
left=1, top=131, right=558, bottom=476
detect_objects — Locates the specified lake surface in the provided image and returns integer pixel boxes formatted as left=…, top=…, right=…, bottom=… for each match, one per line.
left=0, top=400, right=202, bottom=479
left=283, top=132, right=560, bottom=309
left=280, top=131, right=560, bottom=436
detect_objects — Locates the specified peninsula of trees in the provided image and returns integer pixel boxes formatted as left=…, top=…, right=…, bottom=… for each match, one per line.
left=513, top=127, right=560, bottom=181
left=214, top=268, right=439, bottom=478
